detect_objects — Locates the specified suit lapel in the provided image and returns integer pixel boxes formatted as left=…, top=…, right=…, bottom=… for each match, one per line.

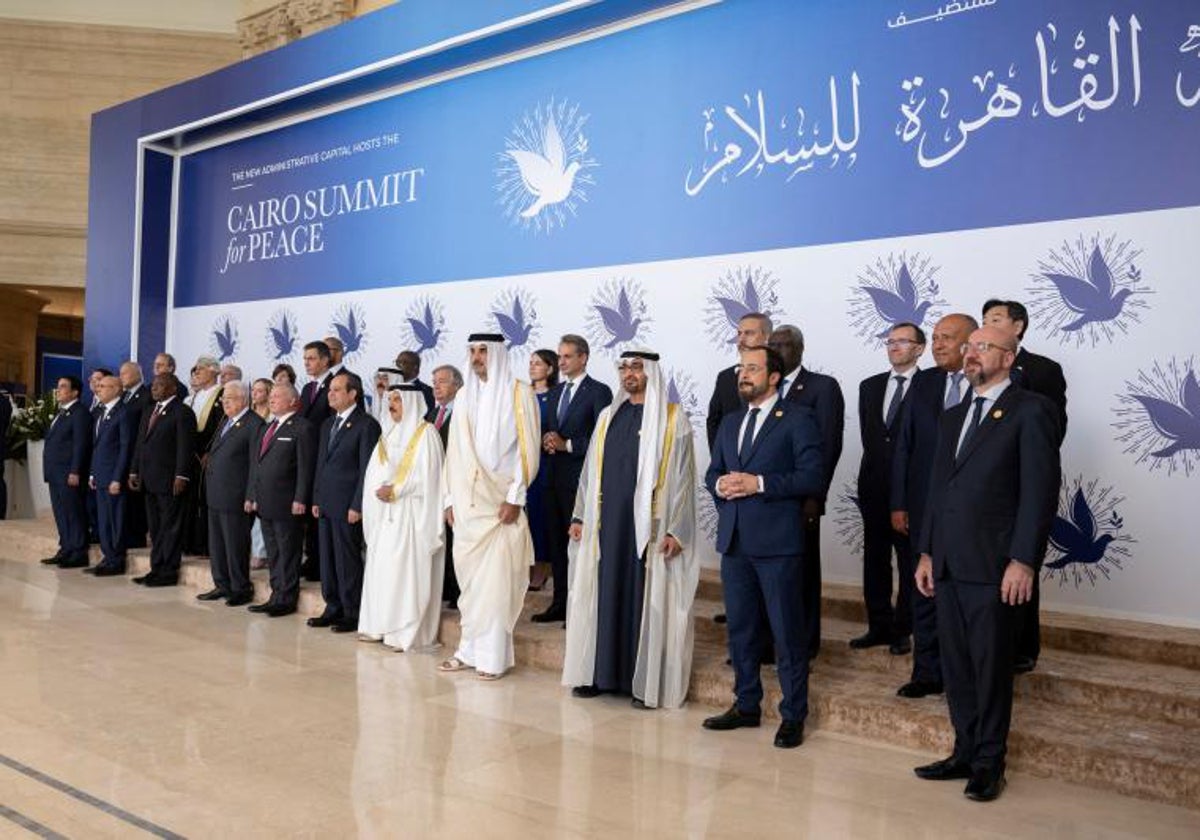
left=742, top=400, right=785, bottom=465
left=951, top=388, right=1018, bottom=472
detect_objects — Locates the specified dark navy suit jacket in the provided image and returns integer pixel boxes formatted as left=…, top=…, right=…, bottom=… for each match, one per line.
left=313, top=407, right=380, bottom=516
left=856, top=370, right=908, bottom=513
left=543, top=375, right=613, bottom=491
left=890, top=367, right=959, bottom=548
left=919, top=387, right=1060, bottom=584
left=705, top=398, right=825, bottom=557
left=90, top=401, right=135, bottom=487
left=43, top=401, right=92, bottom=484
left=780, top=368, right=844, bottom=505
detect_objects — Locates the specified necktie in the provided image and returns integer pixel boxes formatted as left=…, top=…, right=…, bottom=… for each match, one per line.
left=434, top=404, right=447, bottom=429
left=148, top=402, right=163, bottom=432
left=957, top=397, right=987, bottom=460
left=944, top=371, right=964, bottom=410
left=557, top=381, right=573, bottom=425
left=259, top=420, right=279, bottom=457
left=739, top=407, right=760, bottom=462
left=218, top=417, right=232, bottom=439
left=885, top=375, right=906, bottom=426
left=303, top=381, right=316, bottom=406
left=330, top=415, right=344, bottom=443
left=779, top=377, right=789, bottom=398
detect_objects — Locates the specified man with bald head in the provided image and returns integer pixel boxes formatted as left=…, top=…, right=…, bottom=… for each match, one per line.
left=86, top=375, right=135, bottom=576
left=912, top=325, right=1059, bottom=801
left=119, top=361, right=150, bottom=548
left=890, top=312, right=977, bottom=698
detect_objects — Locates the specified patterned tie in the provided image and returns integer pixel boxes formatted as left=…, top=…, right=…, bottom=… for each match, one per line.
left=885, top=375, right=906, bottom=426
left=739, top=407, right=760, bottom=463
left=303, top=381, right=316, bottom=407
left=434, top=404, right=447, bottom=430
left=259, top=419, right=279, bottom=457
left=957, top=397, right=987, bottom=460
left=147, top=402, right=163, bottom=433
left=943, top=371, right=964, bottom=410
left=557, top=381, right=573, bottom=426
left=330, top=415, right=344, bottom=444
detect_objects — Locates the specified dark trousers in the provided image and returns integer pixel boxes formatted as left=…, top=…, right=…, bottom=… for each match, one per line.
left=302, top=517, right=321, bottom=580
left=95, top=488, right=126, bottom=567
left=145, top=491, right=184, bottom=577
left=48, top=479, right=88, bottom=561
left=1015, top=577, right=1041, bottom=663
left=936, top=574, right=1017, bottom=772
left=261, top=515, right=303, bottom=607
left=124, top=486, right=147, bottom=548
left=911, top=581, right=942, bottom=682
left=181, top=478, right=208, bottom=556
left=0, top=469, right=7, bottom=519
left=208, top=508, right=253, bottom=598
left=442, top=526, right=458, bottom=606
left=86, top=482, right=99, bottom=540
left=861, top=499, right=913, bottom=640
left=545, top=476, right=578, bottom=610
left=722, top=549, right=809, bottom=722
left=318, top=513, right=365, bottom=620
left=802, top=519, right=822, bottom=659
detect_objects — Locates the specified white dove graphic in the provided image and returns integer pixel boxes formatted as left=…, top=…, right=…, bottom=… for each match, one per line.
left=508, top=116, right=581, bottom=218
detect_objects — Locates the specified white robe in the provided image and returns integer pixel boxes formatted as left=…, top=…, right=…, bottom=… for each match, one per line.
left=444, top=380, right=540, bottom=675
left=359, top=419, right=446, bottom=650
left=562, top=402, right=699, bottom=708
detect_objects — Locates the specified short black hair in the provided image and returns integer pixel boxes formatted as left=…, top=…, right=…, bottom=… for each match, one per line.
left=333, top=370, right=363, bottom=399
left=891, top=321, right=927, bottom=345
left=742, top=344, right=785, bottom=380
left=982, top=299, right=1029, bottom=339
left=303, top=340, right=332, bottom=360
left=59, top=375, right=83, bottom=395
left=91, top=367, right=114, bottom=377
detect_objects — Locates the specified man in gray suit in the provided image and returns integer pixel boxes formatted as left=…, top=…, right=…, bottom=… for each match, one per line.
left=199, top=381, right=264, bottom=607
left=245, top=383, right=314, bottom=617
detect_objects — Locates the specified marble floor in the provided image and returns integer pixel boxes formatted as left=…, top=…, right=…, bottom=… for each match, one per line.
left=2, top=554, right=1199, bottom=839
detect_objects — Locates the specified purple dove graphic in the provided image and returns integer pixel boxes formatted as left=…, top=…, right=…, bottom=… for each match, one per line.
left=1130, top=369, right=1200, bottom=459
left=211, top=315, right=238, bottom=361
left=847, top=252, right=945, bottom=347
left=404, top=296, right=447, bottom=356
left=704, top=266, right=782, bottom=348
left=1113, top=357, right=1199, bottom=476
left=489, top=288, right=539, bottom=353
left=1046, top=488, right=1115, bottom=569
left=860, top=263, right=934, bottom=337
left=585, top=279, right=649, bottom=356
left=265, top=310, right=299, bottom=361
left=331, top=303, right=367, bottom=358
left=1044, top=476, right=1134, bottom=589
left=1043, top=246, right=1135, bottom=332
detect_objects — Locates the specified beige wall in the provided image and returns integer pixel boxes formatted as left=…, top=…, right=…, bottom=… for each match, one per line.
left=0, top=17, right=241, bottom=291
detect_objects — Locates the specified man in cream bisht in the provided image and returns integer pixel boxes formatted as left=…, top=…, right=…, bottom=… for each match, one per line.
left=359, top=384, right=446, bottom=650
left=439, top=333, right=540, bottom=680
left=563, top=348, right=698, bottom=709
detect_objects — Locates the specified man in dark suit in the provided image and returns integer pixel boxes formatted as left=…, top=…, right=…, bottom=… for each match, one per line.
left=299, top=340, right=334, bottom=581
left=41, top=376, right=93, bottom=568
left=769, top=325, right=845, bottom=660
left=396, top=350, right=436, bottom=414
left=426, top=363, right=461, bottom=608
left=913, top=325, right=1060, bottom=802
left=982, top=299, right=1068, bottom=674
left=705, top=313, right=773, bottom=451
left=532, top=334, right=613, bottom=624
left=246, top=382, right=314, bottom=617
left=184, top=356, right=224, bottom=557
left=152, top=353, right=189, bottom=412
left=851, top=322, right=925, bottom=654
left=199, top=381, right=263, bottom=606
left=890, top=313, right=978, bottom=698
left=322, top=335, right=366, bottom=411
left=85, top=375, right=134, bottom=576
left=119, top=361, right=151, bottom=548
left=309, top=372, right=380, bottom=632
left=0, top=389, right=11, bottom=519
left=702, top=344, right=825, bottom=749
left=128, top=374, right=196, bottom=586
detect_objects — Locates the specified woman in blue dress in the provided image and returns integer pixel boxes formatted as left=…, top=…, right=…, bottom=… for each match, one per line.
left=526, top=348, right=558, bottom=590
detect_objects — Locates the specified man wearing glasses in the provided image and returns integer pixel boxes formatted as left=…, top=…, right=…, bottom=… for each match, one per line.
left=912, top=326, right=1059, bottom=801
left=850, top=322, right=925, bottom=655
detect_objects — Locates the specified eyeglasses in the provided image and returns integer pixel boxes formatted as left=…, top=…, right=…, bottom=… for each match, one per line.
left=884, top=338, right=920, bottom=347
left=960, top=341, right=1014, bottom=355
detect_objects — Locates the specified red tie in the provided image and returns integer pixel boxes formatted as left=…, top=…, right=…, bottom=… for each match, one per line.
left=435, top=405, right=446, bottom=429
left=259, top=419, right=279, bottom=457
left=147, top=403, right=163, bottom=435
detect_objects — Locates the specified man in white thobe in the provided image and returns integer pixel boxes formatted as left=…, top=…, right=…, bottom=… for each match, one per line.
left=440, top=333, right=540, bottom=679
left=562, top=349, right=698, bottom=708
left=360, top=384, right=446, bottom=651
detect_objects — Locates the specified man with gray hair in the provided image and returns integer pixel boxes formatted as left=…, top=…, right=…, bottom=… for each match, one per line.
left=219, top=364, right=243, bottom=385
left=769, top=324, right=845, bottom=661
left=200, top=380, right=263, bottom=606
left=185, top=355, right=224, bottom=555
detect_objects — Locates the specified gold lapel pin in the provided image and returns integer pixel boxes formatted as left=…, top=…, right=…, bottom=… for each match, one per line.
left=992, top=409, right=1003, bottom=420
left=774, top=410, right=783, bottom=417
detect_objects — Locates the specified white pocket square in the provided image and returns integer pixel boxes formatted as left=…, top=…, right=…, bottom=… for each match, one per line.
left=276, top=437, right=294, bottom=442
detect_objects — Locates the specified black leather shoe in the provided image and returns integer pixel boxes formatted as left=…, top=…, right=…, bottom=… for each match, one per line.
left=247, top=603, right=272, bottom=613
left=225, top=592, right=254, bottom=607
left=92, top=565, right=126, bottom=578
left=132, top=573, right=153, bottom=585
left=914, top=756, right=973, bottom=781
left=40, top=556, right=63, bottom=565
left=897, top=680, right=944, bottom=698
left=330, top=619, right=358, bottom=633
left=773, top=720, right=804, bottom=749
left=964, top=768, right=1006, bottom=801
left=889, top=637, right=913, bottom=656
left=531, top=606, right=566, bottom=623
left=702, top=705, right=761, bottom=731
left=849, top=631, right=890, bottom=649
left=572, top=685, right=602, bottom=698
left=144, top=575, right=178, bottom=588
left=307, top=614, right=337, bottom=627
left=1013, top=656, right=1036, bottom=674
left=713, top=613, right=727, bottom=624
left=196, top=589, right=227, bottom=601
left=57, top=558, right=88, bottom=569
left=266, top=603, right=296, bottom=617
